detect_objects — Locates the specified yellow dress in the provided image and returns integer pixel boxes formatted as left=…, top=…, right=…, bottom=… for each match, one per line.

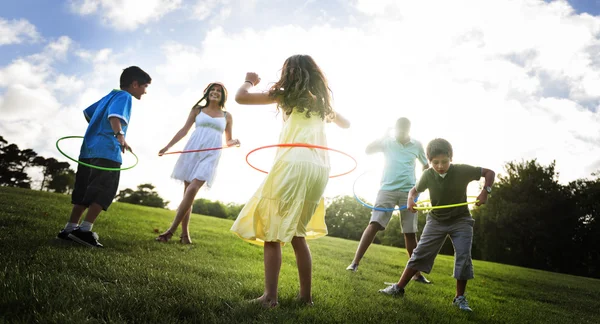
left=231, top=109, right=330, bottom=245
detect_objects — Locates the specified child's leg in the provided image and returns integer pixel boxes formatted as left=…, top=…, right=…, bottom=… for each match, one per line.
left=397, top=215, right=448, bottom=289
left=78, top=203, right=103, bottom=231
left=401, top=205, right=423, bottom=278
left=66, top=159, right=92, bottom=231
left=397, top=267, right=420, bottom=288
left=448, top=217, right=475, bottom=297
left=66, top=205, right=87, bottom=229
left=166, top=179, right=204, bottom=233
left=457, top=280, right=467, bottom=297
left=291, top=236, right=312, bottom=303
left=259, top=241, right=281, bottom=306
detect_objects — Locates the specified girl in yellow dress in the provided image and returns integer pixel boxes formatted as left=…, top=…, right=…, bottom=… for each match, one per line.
left=231, top=54, right=350, bottom=308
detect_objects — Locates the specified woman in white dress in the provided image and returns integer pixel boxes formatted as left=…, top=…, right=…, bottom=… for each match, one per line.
left=156, top=82, right=240, bottom=244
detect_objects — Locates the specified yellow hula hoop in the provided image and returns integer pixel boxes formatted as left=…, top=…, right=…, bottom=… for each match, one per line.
left=413, top=196, right=480, bottom=211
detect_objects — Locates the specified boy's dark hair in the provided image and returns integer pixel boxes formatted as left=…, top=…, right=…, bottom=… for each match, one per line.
left=396, top=117, right=411, bottom=128
left=426, top=138, right=453, bottom=161
left=120, top=66, right=151, bottom=89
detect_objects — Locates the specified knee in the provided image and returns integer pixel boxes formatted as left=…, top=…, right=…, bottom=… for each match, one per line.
left=454, top=247, right=472, bottom=261
left=186, top=183, right=202, bottom=194
left=368, top=222, right=384, bottom=232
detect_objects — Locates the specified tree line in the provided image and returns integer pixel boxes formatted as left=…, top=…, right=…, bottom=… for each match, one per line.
left=326, top=160, right=600, bottom=279
left=0, top=135, right=75, bottom=193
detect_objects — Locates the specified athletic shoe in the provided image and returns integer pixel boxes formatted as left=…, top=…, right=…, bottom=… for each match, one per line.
left=412, top=274, right=431, bottom=284
left=346, top=263, right=359, bottom=272
left=57, top=229, right=72, bottom=241
left=68, top=229, right=104, bottom=248
left=378, top=283, right=405, bottom=297
left=453, top=296, right=473, bottom=312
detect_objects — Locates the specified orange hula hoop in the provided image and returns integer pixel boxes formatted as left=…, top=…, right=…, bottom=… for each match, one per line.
left=245, top=143, right=357, bottom=178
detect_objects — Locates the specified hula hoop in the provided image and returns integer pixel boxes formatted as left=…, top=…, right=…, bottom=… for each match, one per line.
left=245, top=143, right=357, bottom=178
left=352, top=170, right=418, bottom=211
left=413, top=196, right=480, bottom=211
left=353, top=170, right=479, bottom=211
left=161, top=145, right=238, bottom=155
left=56, top=136, right=139, bottom=171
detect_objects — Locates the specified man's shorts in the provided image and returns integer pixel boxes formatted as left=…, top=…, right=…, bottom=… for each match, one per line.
left=370, top=189, right=418, bottom=233
left=71, top=158, right=121, bottom=211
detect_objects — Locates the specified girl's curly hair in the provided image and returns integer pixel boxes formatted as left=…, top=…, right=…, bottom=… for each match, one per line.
left=268, top=55, right=334, bottom=120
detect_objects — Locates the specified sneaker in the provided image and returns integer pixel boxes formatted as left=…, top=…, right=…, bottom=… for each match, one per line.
left=412, top=274, right=431, bottom=284
left=68, top=229, right=104, bottom=248
left=378, top=283, right=404, bottom=297
left=453, top=296, right=472, bottom=312
left=57, top=229, right=72, bottom=241
left=346, top=263, right=358, bottom=272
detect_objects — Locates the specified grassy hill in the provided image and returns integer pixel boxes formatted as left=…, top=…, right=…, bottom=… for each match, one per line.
left=1, top=186, right=599, bottom=323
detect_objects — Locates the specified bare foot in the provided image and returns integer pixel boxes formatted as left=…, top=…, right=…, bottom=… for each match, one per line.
left=155, top=230, right=174, bottom=243
left=180, top=235, right=192, bottom=244
left=296, top=295, right=314, bottom=306
left=249, top=295, right=278, bottom=308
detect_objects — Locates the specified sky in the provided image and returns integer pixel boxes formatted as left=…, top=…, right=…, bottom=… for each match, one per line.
left=1, top=0, right=600, bottom=209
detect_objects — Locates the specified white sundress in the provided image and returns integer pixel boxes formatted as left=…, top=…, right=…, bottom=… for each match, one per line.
left=171, top=110, right=227, bottom=187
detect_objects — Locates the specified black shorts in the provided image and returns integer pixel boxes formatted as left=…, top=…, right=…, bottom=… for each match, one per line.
left=71, top=158, right=121, bottom=211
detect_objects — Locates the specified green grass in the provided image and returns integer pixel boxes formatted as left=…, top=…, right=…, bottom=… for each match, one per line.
left=1, top=186, right=599, bottom=324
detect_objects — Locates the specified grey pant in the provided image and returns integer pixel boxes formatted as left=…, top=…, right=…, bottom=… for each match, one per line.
left=406, top=214, right=475, bottom=280
left=370, top=190, right=418, bottom=233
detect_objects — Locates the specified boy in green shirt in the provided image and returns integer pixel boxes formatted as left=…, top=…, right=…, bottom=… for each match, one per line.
left=378, top=138, right=495, bottom=312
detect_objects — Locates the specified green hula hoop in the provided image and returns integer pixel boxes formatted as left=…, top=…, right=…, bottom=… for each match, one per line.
left=413, top=196, right=480, bottom=211
left=56, top=135, right=139, bottom=171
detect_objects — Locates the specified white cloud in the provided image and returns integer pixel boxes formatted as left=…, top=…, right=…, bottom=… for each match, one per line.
left=69, top=0, right=183, bottom=30
left=0, top=18, right=41, bottom=45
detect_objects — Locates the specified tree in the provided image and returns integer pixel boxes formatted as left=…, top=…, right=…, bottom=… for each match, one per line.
left=48, top=168, right=76, bottom=194
left=225, top=202, right=245, bottom=220
left=116, top=183, right=169, bottom=208
left=33, top=157, right=74, bottom=192
left=471, top=160, right=578, bottom=273
left=566, top=177, right=600, bottom=277
left=0, top=140, right=35, bottom=189
left=192, top=198, right=227, bottom=218
left=325, top=195, right=372, bottom=241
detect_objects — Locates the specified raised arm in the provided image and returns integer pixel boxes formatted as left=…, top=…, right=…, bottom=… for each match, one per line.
left=330, top=111, right=351, bottom=129
left=365, top=128, right=390, bottom=154
left=158, top=110, right=197, bottom=156
left=235, top=72, right=276, bottom=105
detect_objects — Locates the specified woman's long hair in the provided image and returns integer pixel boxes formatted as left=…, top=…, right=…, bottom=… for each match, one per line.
left=191, top=82, right=228, bottom=110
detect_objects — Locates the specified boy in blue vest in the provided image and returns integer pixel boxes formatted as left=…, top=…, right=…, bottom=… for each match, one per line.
left=379, top=138, right=495, bottom=312
left=57, top=66, right=151, bottom=248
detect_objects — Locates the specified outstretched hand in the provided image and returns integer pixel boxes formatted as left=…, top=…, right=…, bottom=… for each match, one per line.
left=158, top=147, right=169, bottom=156
left=227, top=139, right=241, bottom=147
